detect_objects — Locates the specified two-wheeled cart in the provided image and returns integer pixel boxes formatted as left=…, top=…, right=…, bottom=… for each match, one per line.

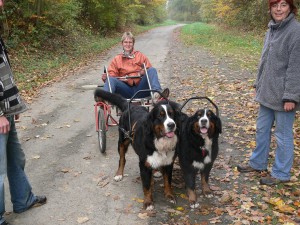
left=94, top=63, right=155, bottom=153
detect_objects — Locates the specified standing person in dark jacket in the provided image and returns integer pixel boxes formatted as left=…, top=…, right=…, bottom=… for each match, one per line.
left=0, top=1, right=46, bottom=225
left=237, top=0, right=300, bottom=185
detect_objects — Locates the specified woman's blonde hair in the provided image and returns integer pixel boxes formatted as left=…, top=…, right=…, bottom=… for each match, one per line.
left=121, top=32, right=135, bottom=44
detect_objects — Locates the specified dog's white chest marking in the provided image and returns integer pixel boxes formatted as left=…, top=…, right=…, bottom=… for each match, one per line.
left=147, top=149, right=176, bottom=169
left=192, top=136, right=212, bottom=170
left=146, top=105, right=177, bottom=169
left=154, top=135, right=177, bottom=154
left=147, top=136, right=177, bottom=169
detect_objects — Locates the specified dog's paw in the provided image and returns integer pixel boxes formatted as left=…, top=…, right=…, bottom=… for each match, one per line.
left=153, top=170, right=162, bottom=178
left=205, top=193, right=213, bottom=198
left=166, top=195, right=177, bottom=205
left=202, top=187, right=213, bottom=198
left=201, top=192, right=213, bottom=198
left=190, top=202, right=200, bottom=209
left=169, top=198, right=176, bottom=204
left=146, top=204, right=154, bottom=211
left=114, top=175, right=123, bottom=182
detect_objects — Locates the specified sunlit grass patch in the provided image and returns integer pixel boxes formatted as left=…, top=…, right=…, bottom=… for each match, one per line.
left=180, top=22, right=264, bottom=72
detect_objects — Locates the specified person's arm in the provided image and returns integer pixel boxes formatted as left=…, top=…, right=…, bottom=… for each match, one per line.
left=283, top=37, right=300, bottom=111
left=0, top=7, right=9, bottom=133
left=101, top=57, right=120, bottom=82
left=141, top=53, right=152, bottom=69
left=107, top=57, right=120, bottom=77
left=136, top=52, right=152, bottom=75
left=0, top=65, right=7, bottom=133
left=254, top=33, right=269, bottom=90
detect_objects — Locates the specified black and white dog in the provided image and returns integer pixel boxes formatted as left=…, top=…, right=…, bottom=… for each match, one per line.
left=94, top=88, right=180, bottom=210
left=177, top=108, right=222, bottom=208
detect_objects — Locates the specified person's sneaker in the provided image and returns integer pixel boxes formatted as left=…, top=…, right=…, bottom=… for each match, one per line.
left=237, top=164, right=267, bottom=173
left=0, top=220, right=10, bottom=225
left=259, top=176, right=289, bottom=186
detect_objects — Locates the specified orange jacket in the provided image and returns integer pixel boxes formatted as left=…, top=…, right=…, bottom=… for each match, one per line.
left=108, top=50, right=152, bottom=86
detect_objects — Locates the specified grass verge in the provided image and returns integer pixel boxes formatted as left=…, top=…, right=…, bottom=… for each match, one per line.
left=180, top=22, right=265, bottom=72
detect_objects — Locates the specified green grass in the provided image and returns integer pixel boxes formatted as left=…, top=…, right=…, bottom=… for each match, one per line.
left=180, top=22, right=264, bottom=72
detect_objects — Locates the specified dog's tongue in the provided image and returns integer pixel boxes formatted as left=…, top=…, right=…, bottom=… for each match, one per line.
left=166, top=131, right=175, bottom=138
left=200, top=127, right=208, bottom=134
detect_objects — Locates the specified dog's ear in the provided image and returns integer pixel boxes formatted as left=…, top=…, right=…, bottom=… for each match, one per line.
left=171, top=108, right=181, bottom=132
left=208, top=112, right=222, bottom=138
left=214, top=115, right=222, bottom=134
left=161, top=88, right=170, bottom=99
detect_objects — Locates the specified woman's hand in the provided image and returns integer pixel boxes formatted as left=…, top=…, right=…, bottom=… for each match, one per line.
left=102, top=73, right=107, bottom=82
left=139, top=69, right=145, bottom=76
left=284, top=102, right=295, bottom=112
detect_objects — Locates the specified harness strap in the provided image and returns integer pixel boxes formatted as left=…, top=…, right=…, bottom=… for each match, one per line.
left=130, top=121, right=138, bottom=144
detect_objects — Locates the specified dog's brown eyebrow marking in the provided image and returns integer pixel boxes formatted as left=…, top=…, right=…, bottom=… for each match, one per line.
left=167, top=109, right=174, bottom=114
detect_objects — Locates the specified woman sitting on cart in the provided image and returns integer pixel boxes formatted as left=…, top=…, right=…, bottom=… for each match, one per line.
left=101, top=31, right=162, bottom=99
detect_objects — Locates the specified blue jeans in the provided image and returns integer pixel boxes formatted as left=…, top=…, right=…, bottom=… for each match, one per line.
left=249, top=104, right=295, bottom=181
left=103, top=67, right=162, bottom=98
left=0, top=116, right=36, bottom=222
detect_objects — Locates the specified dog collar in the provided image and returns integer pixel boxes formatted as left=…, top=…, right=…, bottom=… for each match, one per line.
left=200, top=147, right=207, bottom=157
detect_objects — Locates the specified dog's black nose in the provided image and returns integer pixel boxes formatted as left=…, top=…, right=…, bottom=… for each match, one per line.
left=201, top=119, right=208, bottom=125
left=167, top=122, right=175, bottom=130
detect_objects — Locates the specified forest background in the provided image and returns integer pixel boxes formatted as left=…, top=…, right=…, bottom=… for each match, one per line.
left=0, top=0, right=300, bottom=97
left=1, top=1, right=300, bottom=224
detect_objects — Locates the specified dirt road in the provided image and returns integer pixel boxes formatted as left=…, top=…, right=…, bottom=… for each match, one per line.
left=4, top=25, right=259, bottom=225
left=5, top=25, right=191, bottom=225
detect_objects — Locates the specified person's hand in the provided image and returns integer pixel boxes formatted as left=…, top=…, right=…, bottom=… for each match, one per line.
left=102, top=73, right=107, bottom=82
left=0, top=116, right=10, bottom=134
left=139, top=69, right=145, bottom=76
left=0, top=0, right=4, bottom=7
left=284, top=102, right=295, bottom=112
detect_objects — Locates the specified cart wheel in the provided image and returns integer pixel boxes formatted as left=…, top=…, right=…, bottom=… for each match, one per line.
left=97, top=108, right=106, bottom=153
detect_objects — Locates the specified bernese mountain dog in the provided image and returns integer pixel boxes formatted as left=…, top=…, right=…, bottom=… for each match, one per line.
left=94, top=88, right=180, bottom=210
left=177, top=108, right=222, bottom=208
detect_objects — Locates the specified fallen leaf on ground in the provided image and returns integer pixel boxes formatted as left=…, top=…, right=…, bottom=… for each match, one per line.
left=138, top=213, right=149, bottom=219
left=77, top=217, right=89, bottom=224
